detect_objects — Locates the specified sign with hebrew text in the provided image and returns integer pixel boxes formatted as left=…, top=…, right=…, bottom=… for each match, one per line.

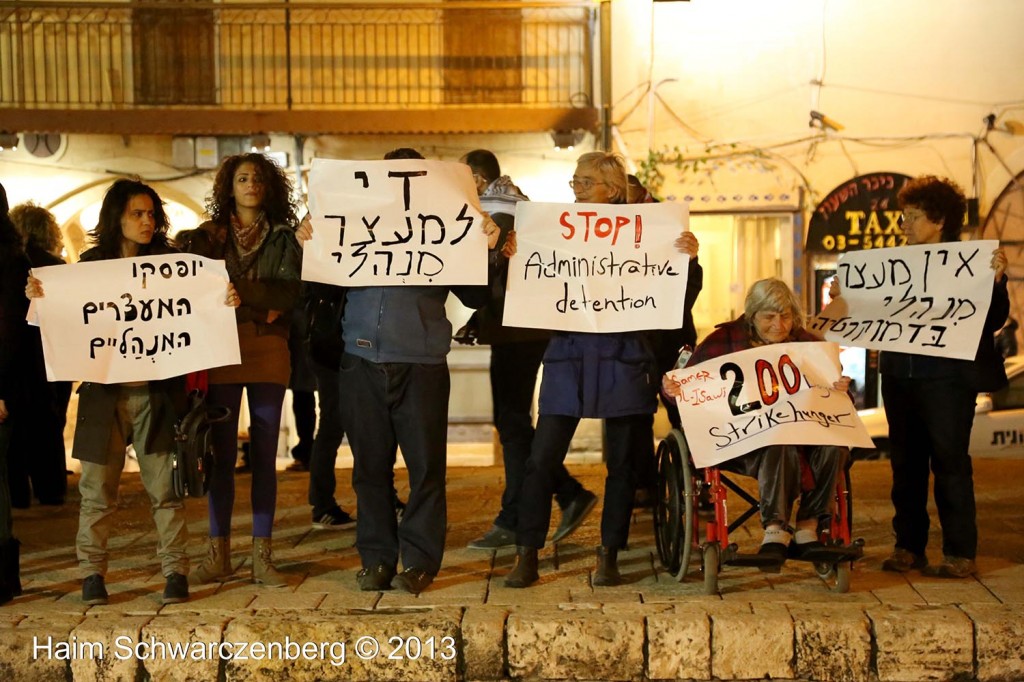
left=670, top=342, right=873, bottom=467
left=303, top=158, right=487, bottom=286
left=31, top=254, right=240, bottom=384
left=503, top=201, right=690, bottom=333
left=810, top=241, right=997, bottom=360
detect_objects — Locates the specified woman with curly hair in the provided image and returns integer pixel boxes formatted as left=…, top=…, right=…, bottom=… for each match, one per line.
left=185, top=153, right=302, bottom=586
left=7, top=203, right=71, bottom=508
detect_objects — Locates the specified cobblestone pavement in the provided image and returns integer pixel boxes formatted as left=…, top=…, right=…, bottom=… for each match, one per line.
left=4, top=455, right=1024, bottom=681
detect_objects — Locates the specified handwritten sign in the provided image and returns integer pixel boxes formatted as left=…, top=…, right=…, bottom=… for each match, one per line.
left=502, top=201, right=690, bottom=333
left=32, top=254, right=240, bottom=383
left=810, top=241, right=997, bottom=360
left=303, top=158, right=487, bottom=286
left=668, top=342, right=874, bottom=468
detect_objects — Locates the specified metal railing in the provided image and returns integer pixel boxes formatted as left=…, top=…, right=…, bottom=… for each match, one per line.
left=0, top=1, right=595, bottom=110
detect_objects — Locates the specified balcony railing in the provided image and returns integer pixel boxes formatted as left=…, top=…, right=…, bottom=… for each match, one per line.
left=0, top=1, right=596, bottom=112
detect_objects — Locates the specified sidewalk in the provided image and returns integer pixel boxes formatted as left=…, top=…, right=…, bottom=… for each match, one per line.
left=5, top=455, right=1024, bottom=681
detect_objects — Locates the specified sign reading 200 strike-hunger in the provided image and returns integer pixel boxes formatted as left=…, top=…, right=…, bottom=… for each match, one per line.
left=303, top=158, right=488, bottom=286
left=667, top=342, right=874, bottom=468
left=503, top=201, right=691, bottom=333
left=31, top=254, right=240, bottom=384
left=810, top=240, right=997, bottom=360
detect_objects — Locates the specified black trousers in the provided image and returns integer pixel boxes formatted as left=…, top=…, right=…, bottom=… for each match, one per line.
left=516, top=413, right=649, bottom=550
left=340, top=354, right=449, bottom=575
left=490, top=341, right=583, bottom=531
left=7, top=381, right=71, bottom=505
left=308, top=359, right=346, bottom=518
left=882, top=374, right=978, bottom=559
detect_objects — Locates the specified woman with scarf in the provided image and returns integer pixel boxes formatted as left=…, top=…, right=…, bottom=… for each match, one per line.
left=186, top=153, right=302, bottom=586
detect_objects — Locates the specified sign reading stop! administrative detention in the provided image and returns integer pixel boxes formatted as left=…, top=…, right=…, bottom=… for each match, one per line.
left=806, top=172, right=912, bottom=254
left=503, top=201, right=691, bottom=333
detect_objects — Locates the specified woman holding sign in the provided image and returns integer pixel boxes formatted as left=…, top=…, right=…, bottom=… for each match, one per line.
left=23, top=179, right=240, bottom=606
left=663, top=277, right=852, bottom=569
left=866, top=176, right=1007, bottom=578
left=185, top=153, right=302, bottom=587
left=505, top=152, right=699, bottom=588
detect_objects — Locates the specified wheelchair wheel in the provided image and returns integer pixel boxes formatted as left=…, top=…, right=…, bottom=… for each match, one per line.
left=702, top=543, right=720, bottom=595
left=674, top=431, right=696, bottom=583
left=653, top=435, right=683, bottom=574
left=814, top=560, right=851, bottom=593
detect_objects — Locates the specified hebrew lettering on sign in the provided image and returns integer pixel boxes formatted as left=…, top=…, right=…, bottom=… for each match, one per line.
left=810, top=241, right=998, bottom=360
left=31, top=254, right=239, bottom=383
left=302, top=159, right=487, bottom=286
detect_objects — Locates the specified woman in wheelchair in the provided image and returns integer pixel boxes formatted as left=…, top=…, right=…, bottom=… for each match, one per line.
left=662, top=277, right=853, bottom=569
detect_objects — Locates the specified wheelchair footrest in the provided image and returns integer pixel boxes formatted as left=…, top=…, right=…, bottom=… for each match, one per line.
left=789, top=541, right=864, bottom=563
left=726, top=552, right=788, bottom=568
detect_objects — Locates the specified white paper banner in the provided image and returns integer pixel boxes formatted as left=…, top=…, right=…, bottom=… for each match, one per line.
left=303, top=158, right=487, bottom=286
left=810, top=241, right=997, bottom=360
left=503, top=201, right=691, bottom=333
left=32, top=254, right=240, bottom=383
left=668, top=342, right=874, bottom=468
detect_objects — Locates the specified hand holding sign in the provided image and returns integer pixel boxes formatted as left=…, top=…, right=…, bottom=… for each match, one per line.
left=669, top=342, right=873, bottom=468
left=302, top=159, right=488, bottom=287
left=812, top=241, right=998, bottom=359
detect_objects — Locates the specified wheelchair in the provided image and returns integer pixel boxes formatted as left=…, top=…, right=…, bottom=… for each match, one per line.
left=652, top=428, right=863, bottom=594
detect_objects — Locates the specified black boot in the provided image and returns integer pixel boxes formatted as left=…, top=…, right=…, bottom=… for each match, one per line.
left=594, top=546, right=621, bottom=587
left=504, top=546, right=539, bottom=588
left=3, top=539, right=21, bottom=596
left=0, top=539, right=16, bottom=604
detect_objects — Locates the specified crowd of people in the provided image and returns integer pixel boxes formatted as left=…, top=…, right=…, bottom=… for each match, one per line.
left=0, top=152, right=1009, bottom=604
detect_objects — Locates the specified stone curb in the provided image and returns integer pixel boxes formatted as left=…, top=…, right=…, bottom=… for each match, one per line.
left=3, top=602, right=1021, bottom=681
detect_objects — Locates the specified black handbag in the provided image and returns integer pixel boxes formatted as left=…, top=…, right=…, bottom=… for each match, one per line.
left=171, top=390, right=231, bottom=498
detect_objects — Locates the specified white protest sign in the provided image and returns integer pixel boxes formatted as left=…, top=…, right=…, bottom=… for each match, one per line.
left=32, top=254, right=240, bottom=383
left=303, top=158, right=487, bottom=286
left=668, top=342, right=874, bottom=468
left=810, top=240, right=997, bottom=360
left=503, top=201, right=690, bottom=333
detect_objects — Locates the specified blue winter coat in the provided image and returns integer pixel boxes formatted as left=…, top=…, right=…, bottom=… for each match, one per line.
left=538, top=331, right=658, bottom=419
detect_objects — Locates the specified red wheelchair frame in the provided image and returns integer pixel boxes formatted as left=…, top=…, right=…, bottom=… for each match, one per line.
left=653, top=428, right=862, bottom=594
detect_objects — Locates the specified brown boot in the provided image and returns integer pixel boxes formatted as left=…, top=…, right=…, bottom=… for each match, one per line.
left=504, top=546, right=539, bottom=588
left=593, top=546, right=621, bottom=586
left=252, top=537, right=287, bottom=587
left=190, top=537, right=233, bottom=585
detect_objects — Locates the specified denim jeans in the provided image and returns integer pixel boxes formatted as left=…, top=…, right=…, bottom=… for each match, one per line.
left=207, top=382, right=287, bottom=538
left=340, top=354, right=449, bottom=575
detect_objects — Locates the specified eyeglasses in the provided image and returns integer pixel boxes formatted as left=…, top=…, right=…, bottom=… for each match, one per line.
left=569, top=178, right=605, bottom=191
left=897, top=209, right=925, bottom=228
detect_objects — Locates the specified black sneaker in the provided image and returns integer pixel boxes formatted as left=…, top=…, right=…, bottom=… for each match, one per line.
left=162, top=572, right=189, bottom=604
left=356, top=564, right=395, bottom=591
left=395, top=498, right=407, bottom=521
left=313, top=508, right=357, bottom=530
left=551, top=490, right=598, bottom=543
left=82, top=574, right=108, bottom=605
left=394, top=567, right=434, bottom=595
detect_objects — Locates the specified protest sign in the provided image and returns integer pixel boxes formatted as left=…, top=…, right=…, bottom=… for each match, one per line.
left=668, top=342, right=874, bottom=468
left=32, top=254, right=240, bottom=383
left=303, top=158, right=487, bottom=286
left=503, top=201, right=690, bottom=333
left=810, top=240, right=997, bottom=360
